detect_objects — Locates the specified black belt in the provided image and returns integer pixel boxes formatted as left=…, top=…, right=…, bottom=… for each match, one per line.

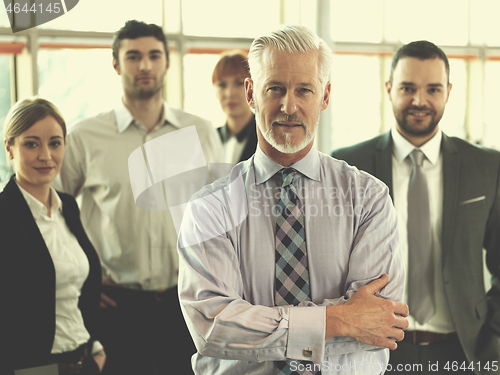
left=402, top=331, right=456, bottom=345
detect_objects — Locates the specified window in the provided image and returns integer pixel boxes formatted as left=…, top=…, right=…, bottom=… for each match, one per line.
left=39, top=0, right=162, bottom=32
left=0, top=54, right=12, bottom=120
left=470, top=0, right=500, bottom=47
left=0, top=54, right=12, bottom=185
left=38, top=48, right=123, bottom=127
left=439, top=58, right=467, bottom=139
left=328, top=0, right=500, bottom=152
left=3, top=0, right=500, bottom=154
left=384, top=0, right=469, bottom=45
left=331, top=0, right=383, bottom=43
left=484, top=60, right=500, bottom=149
left=181, top=0, right=280, bottom=38
left=183, top=53, right=226, bottom=128
left=330, top=54, right=382, bottom=149
left=0, top=3, right=10, bottom=28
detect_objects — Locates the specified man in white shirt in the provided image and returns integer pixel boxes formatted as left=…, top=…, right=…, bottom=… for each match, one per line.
left=178, top=25, right=409, bottom=375
left=54, top=20, right=223, bottom=375
left=332, top=40, right=500, bottom=374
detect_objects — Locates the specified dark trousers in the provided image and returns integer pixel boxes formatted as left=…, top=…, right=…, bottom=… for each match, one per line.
left=99, top=285, right=195, bottom=375
left=389, top=333, right=474, bottom=374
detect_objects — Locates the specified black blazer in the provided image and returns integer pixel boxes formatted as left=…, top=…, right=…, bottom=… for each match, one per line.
left=332, top=131, right=500, bottom=373
left=0, top=176, right=102, bottom=374
left=217, top=115, right=258, bottom=164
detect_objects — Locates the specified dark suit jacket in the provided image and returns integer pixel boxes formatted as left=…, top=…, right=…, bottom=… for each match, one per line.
left=0, top=176, right=102, bottom=374
left=331, top=131, right=500, bottom=373
left=217, top=115, right=258, bottom=164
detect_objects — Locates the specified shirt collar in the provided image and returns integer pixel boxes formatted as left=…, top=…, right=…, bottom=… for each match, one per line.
left=16, top=181, right=62, bottom=219
left=114, top=99, right=182, bottom=133
left=253, top=145, right=321, bottom=185
left=391, top=127, right=442, bottom=165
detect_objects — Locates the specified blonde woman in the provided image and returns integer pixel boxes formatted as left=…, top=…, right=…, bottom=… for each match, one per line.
left=0, top=98, right=105, bottom=375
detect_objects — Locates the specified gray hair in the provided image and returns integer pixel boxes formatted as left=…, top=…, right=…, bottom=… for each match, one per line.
left=247, top=25, right=333, bottom=88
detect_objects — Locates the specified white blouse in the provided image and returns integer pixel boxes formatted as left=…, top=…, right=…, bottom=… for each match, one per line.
left=17, top=183, right=92, bottom=354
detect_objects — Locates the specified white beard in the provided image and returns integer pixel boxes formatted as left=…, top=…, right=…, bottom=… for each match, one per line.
left=254, top=102, right=318, bottom=154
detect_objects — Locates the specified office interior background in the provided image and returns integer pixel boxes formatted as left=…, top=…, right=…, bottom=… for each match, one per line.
left=0, top=0, right=497, bottom=285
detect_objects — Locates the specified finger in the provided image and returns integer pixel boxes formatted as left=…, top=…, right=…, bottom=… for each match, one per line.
left=102, top=294, right=117, bottom=307
left=392, top=314, right=409, bottom=330
left=387, top=340, right=398, bottom=351
left=393, top=301, right=409, bottom=318
left=371, top=336, right=398, bottom=351
left=100, top=293, right=117, bottom=308
left=392, top=315, right=409, bottom=331
left=362, top=274, right=389, bottom=295
left=387, top=327, right=405, bottom=342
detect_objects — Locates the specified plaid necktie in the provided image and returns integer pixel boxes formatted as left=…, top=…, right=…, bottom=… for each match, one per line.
left=275, top=168, right=320, bottom=375
left=407, top=149, right=435, bottom=324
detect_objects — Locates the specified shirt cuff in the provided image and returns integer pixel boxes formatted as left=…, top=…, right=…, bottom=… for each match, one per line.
left=287, top=305, right=326, bottom=364
left=92, top=340, right=104, bottom=355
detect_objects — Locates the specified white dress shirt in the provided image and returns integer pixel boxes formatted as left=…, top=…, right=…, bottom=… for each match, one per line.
left=391, top=128, right=455, bottom=333
left=178, top=146, right=405, bottom=374
left=54, top=100, right=223, bottom=290
left=17, top=183, right=92, bottom=354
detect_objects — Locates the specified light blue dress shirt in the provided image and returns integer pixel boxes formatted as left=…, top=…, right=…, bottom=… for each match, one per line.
left=178, top=146, right=405, bottom=374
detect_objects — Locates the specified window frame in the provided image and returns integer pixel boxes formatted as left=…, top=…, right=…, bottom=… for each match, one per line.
left=1, top=0, right=500, bottom=151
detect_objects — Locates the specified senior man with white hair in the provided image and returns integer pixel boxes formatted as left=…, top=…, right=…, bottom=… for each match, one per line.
left=178, top=25, right=409, bottom=375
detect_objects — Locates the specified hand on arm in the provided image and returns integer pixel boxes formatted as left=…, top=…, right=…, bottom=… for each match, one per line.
left=325, top=274, right=409, bottom=350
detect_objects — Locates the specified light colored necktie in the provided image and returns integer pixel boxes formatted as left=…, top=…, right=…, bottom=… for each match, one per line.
left=275, top=168, right=319, bottom=375
left=407, top=149, right=435, bottom=325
